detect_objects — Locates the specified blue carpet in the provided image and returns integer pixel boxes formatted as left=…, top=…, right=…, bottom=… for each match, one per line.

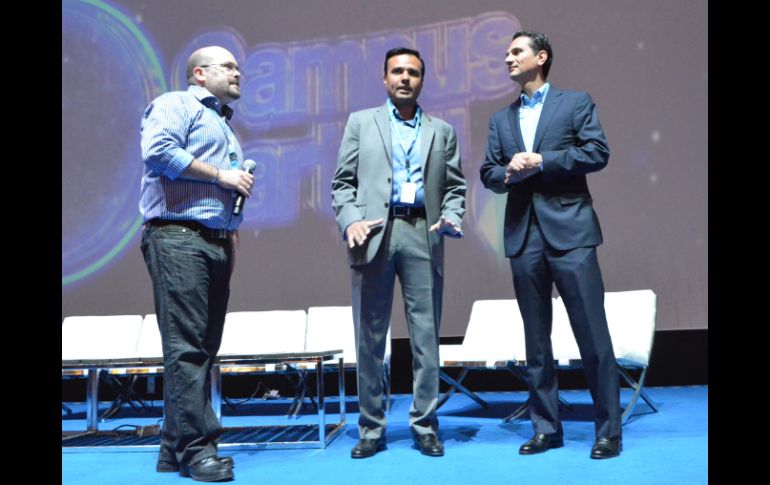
left=62, top=386, right=707, bottom=484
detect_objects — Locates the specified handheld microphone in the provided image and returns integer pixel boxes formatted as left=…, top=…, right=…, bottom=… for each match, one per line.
left=233, top=159, right=257, bottom=216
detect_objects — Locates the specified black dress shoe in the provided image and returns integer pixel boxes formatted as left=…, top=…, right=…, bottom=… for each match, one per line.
left=590, top=436, right=622, bottom=459
left=351, top=437, right=386, bottom=458
left=412, top=433, right=444, bottom=457
left=180, top=456, right=234, bottom=482
left=519, top=433, right=564, bottom=455
left=157, top=456, right=234, bottom=473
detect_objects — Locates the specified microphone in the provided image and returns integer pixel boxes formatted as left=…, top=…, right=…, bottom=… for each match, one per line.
left=233, top=159, right=257, bottom=216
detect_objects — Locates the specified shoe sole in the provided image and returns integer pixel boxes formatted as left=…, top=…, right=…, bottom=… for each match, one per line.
left=413, top=445, right=444, bottom=456
left=590, top=445, right=622, bottom=459
left=160, top=458, right=233, bottom=473
left=180, top=469, right=234, bottom=481
left=412, top=440, right=445, bottom=457
left=519, top=441, right=564, bottom=455
left=350, top=443, right=386, bottom=458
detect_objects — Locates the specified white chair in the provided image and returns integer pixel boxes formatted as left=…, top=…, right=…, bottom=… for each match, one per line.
left=62, top=315, right=144, bottom=362
left=219, top=310, right=308, bottom=356
left=305, top=306, right=392, bottom=412
left=603, top=289, right=658, bottom=422
left=213, top=310, right=309, bottom=419
left=541, top=291, right=659, bottom=422
left=438, top=300, right=521, bottom=409
left=61, top=315, right=144, bottom=430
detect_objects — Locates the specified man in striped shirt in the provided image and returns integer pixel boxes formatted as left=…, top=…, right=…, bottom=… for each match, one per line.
left=139, top=45, right=253, bottom=482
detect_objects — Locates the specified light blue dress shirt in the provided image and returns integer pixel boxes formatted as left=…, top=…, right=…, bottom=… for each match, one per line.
left=387, top=98, right=424, bottom=207
left=518, top=82, right=550, bottom=171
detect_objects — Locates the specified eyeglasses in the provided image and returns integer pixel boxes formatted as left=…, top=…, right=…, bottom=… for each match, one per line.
left=198, top=63, right=242, bottom=75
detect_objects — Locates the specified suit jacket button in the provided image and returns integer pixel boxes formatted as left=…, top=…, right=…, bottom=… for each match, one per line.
left=384, top=202, right=389, bottom=208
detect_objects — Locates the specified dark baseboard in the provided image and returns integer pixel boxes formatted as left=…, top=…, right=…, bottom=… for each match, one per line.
left=61, top=329, right=707, bottom=403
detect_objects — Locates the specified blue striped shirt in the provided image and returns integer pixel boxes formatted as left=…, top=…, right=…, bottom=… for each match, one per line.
left=139, top=85, right=244, bottom=230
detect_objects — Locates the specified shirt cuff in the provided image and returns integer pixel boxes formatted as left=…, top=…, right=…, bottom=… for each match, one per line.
left=164, top=151, right=195, bottom=180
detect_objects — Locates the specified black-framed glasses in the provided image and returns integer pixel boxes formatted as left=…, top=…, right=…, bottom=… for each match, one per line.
left=198, top=63, right=242, bottom=74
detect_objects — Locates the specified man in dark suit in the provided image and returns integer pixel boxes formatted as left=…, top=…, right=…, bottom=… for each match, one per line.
left=479, top=31, right=621, bottom=459
left=332, top=47, right=466, bottom=459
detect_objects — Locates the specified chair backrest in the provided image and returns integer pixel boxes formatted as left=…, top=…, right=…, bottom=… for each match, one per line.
left=460, top=300, right=521, bottom=362
left=218, top=310, right=307, bottom=356
left=61, top=315, right=144, bottom=361
left=135, top=314, right=164, bottom=359
left=604, top=289, right=657, bottom=366
left=305, top=306, right=391, bottom=366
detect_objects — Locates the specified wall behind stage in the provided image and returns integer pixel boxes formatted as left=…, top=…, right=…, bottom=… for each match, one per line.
left=62, top=0, right=707, bottom=336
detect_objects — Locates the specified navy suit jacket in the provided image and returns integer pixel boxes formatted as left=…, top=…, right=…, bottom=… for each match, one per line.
left=480, top=87, right=609, bottom=256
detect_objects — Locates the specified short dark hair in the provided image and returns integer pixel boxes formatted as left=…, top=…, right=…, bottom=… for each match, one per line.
left=512, top=31, right=553, bottom=79
left=383, top=47, right=425, bottom=77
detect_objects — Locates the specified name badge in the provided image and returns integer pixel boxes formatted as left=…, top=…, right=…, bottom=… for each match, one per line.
left=400, top=182, right=417, bottom=204
left=228, top=143, right=238, bottom=169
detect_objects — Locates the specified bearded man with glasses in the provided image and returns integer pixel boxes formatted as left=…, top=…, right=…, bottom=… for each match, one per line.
left=139, top=46, right=254, bottom=482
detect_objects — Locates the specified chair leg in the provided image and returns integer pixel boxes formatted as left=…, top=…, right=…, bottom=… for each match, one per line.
left=503, top=362, right=530, bottom=420
left=436, top=382, right=458, bottom=410
left=437, top=368, right=467, bottom=409
left=504, top=400, right=529, bottom=422
left=619, top=364, right=658, bottom=423
left=439, top=369, right=489, bottom=409
left=98, top=374, right=152, bottom=420
left=284, top=366, right=306, bottom=417
left=502, top=363, right=571, bottom=422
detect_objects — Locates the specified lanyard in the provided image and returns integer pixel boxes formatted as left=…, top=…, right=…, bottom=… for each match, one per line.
left=388, top=110, right=421, bottom=182
left=209, top=108, right=239, bottom=169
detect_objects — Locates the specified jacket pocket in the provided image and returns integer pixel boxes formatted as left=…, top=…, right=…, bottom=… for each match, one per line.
left=559, top=194, right=592, bottom=205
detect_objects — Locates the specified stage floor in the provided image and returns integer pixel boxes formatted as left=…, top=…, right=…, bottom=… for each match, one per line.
left=62, top=386, right=707, bottom=484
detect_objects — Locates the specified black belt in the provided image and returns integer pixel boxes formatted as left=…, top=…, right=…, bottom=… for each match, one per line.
left=146, top=219, right=233, bottom=240
left=389, top=206, right=426, bottom=219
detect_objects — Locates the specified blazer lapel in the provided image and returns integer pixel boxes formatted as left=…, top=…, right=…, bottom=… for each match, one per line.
left=507, top=101, right=526, bottom=153
left=532, top=87, right=563, bottom=153
left=373, top=105, right=392, bottom=166
left=420, top=112, right=435, bottom=176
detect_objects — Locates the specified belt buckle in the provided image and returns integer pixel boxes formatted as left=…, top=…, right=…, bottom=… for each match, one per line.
left=393, top=206, right=409, bottom=217
left=212, top=229, right=230, bottom=240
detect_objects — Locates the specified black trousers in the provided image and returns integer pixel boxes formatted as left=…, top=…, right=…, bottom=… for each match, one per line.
left=141, top=223, right=232, bottom=466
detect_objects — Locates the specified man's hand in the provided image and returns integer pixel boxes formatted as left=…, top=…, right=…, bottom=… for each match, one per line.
left=429, top=215, right=463, bottom=238
left=505, top=152, right=542, bottom=184
left=216, top=169, right=254, bottom=198
left=345, top=219, right=385, bottom=248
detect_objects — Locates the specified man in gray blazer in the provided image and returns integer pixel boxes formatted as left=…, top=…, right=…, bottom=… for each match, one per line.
left=331, top=47, right=466, bottom=459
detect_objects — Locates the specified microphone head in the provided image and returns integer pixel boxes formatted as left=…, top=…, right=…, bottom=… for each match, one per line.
left=242, top=159, right=257, bottom=173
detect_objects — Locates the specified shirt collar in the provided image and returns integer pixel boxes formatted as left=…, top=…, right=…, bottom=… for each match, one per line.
left=188, top=85, right=234, bottom=120
left=520, top=82, right=550, bottom=108
left=386, top=98, right=421, bottom=127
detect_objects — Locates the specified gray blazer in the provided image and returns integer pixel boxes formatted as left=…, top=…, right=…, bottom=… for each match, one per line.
left=331, top=104, right=466, bottom=275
